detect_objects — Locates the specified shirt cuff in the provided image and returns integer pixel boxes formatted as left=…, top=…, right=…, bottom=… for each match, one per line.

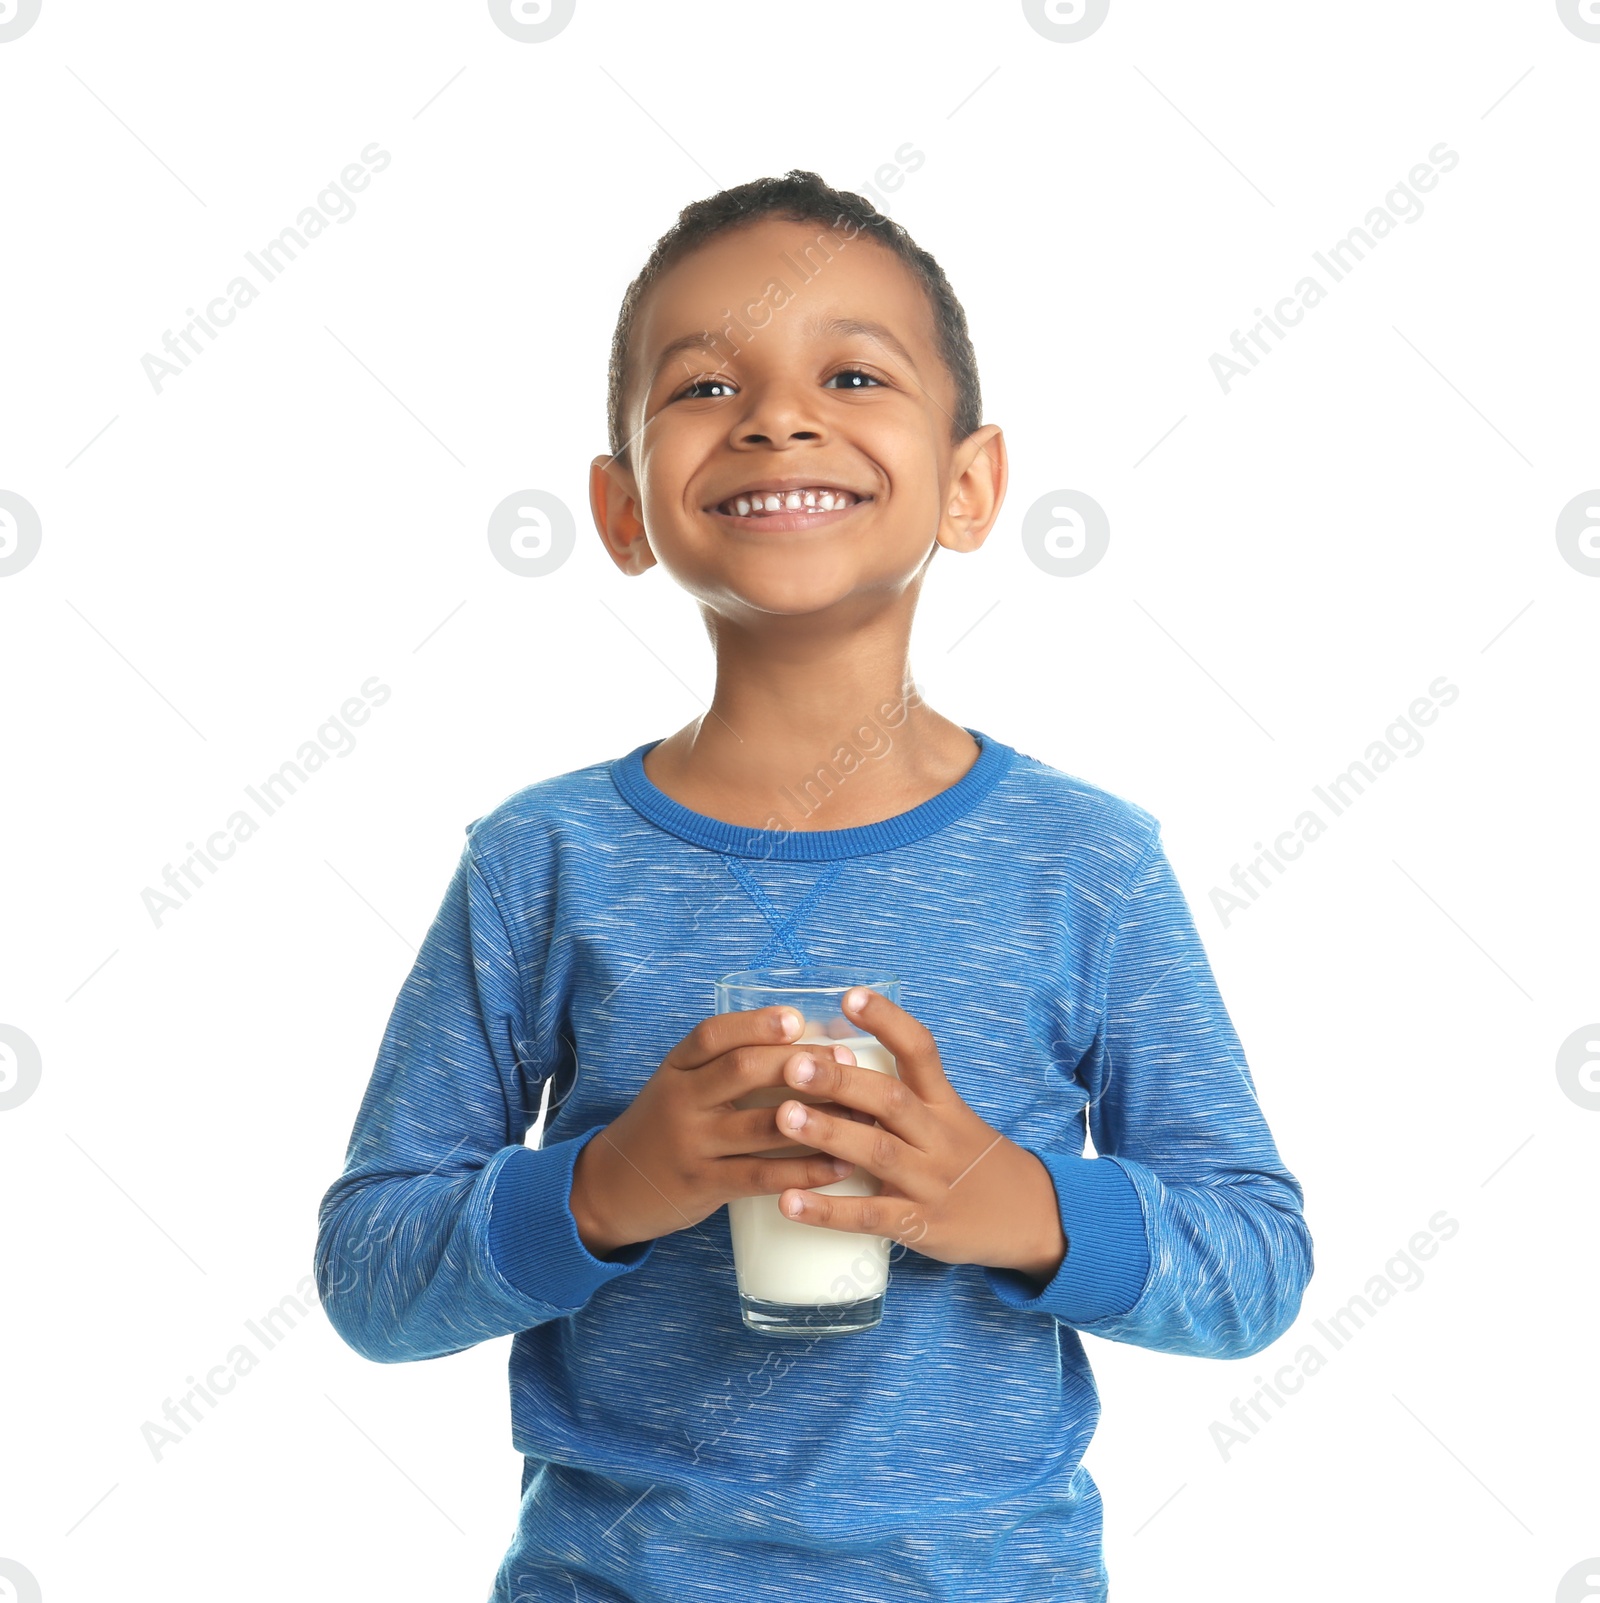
left=486, top=1125, right=654, bottom=1310
left=983, top=1149, right=1149, bottom=1323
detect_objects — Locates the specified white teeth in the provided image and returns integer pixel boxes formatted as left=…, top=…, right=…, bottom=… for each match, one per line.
left=717, top=487, right=861, bottom=517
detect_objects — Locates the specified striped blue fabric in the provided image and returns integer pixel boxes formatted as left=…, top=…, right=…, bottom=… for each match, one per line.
left=314, top=727, right=1314, bottom=1602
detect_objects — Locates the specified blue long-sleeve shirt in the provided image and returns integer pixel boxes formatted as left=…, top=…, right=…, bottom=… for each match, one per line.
left=314, top=726, right=1313, bottom=1603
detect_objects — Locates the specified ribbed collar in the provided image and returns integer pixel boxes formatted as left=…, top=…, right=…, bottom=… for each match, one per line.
left=608, top=727, right=1015, bottom=861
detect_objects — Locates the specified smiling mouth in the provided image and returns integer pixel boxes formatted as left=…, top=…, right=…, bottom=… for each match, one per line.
left=712, top=487, right=870, bottom=519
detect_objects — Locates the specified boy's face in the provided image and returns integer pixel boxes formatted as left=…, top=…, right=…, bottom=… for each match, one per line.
left=590, top=216, right=1005, bottom=620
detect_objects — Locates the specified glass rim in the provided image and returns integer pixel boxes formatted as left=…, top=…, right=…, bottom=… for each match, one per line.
left=715, top=967, right=900, bottom=997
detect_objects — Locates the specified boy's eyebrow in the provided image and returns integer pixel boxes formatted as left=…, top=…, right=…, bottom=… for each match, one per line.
left=646, top=315, right=921, bottom=386
left=814, top=316, right=921, bottom=374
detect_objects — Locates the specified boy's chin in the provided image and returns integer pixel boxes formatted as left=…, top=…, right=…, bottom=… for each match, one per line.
left=709, top=568, right=912, bottom=618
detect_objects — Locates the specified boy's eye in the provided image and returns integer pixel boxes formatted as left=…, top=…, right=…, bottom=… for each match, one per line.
left=675, top=377, right=737, bottom=401
left=671, top=368, right=885, bottom=402
left=825, top=369, right=882, bottom=390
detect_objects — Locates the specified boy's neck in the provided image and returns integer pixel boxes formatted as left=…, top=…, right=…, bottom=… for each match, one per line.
left=642, top=702, right=980, bottom=834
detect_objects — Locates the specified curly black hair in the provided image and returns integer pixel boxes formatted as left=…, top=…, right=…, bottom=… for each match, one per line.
left=604, top=169, right=982, bottom=467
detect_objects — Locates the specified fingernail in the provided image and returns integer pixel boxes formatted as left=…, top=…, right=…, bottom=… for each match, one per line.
left=783, top=1104, right=807, bottom=1131
left=843, top=987, right=867, bottom=1012
left=778, top=1008, right=801, bottom=1037
left=830, top=1159, right=854, bottom=1176
left=832, top=1045, right=855, bottom=1065
left=784, top=1195, right=805, bottom=1217
left=791, top=1055, right=815, bottom=1084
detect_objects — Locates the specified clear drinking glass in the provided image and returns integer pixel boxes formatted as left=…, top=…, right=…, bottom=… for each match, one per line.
left=713, top=967, right=902, bottom=1338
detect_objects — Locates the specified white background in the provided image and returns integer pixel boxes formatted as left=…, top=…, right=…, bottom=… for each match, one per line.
left=2, top=2, right=1596, bottom=1599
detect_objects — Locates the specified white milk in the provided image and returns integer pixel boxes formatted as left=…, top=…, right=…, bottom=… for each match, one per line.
left=729, top=1028, right=900, bottom=1307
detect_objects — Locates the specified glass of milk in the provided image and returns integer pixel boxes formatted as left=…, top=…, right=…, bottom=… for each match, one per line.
left=713, top=968, right=903, bottom=1338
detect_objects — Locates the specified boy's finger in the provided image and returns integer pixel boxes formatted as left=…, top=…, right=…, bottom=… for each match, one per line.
left=780, top=1049, right=935, bottom=1146
left=663, top=1005, right=802, bottom=1073
left=712, top=1102, right=868, bottom=1158
left=696, top=1039, right=859, bottom=1109
left=777, top=1185, right=927, bottom=1245
left=839, top=987, right=951, bottom=1099
left=774, top=1099, right=924, bottom=1193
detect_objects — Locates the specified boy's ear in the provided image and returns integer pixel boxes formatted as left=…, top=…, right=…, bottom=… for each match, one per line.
left=935, top=424, right=1008, bottom=555
left=589, top=454, right=656, bottom=576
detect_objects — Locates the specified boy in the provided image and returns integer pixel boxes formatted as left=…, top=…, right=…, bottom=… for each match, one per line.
left=315, top=169, right=1313, bottom=1603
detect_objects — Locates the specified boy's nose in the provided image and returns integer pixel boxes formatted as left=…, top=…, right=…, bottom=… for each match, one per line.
left=736, top=423, right=823, bottom=446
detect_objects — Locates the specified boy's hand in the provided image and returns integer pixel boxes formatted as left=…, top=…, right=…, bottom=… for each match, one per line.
left=568, top=1006, right=870, bottom=1259
left=769, top=988, right=1068, bottom=1285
